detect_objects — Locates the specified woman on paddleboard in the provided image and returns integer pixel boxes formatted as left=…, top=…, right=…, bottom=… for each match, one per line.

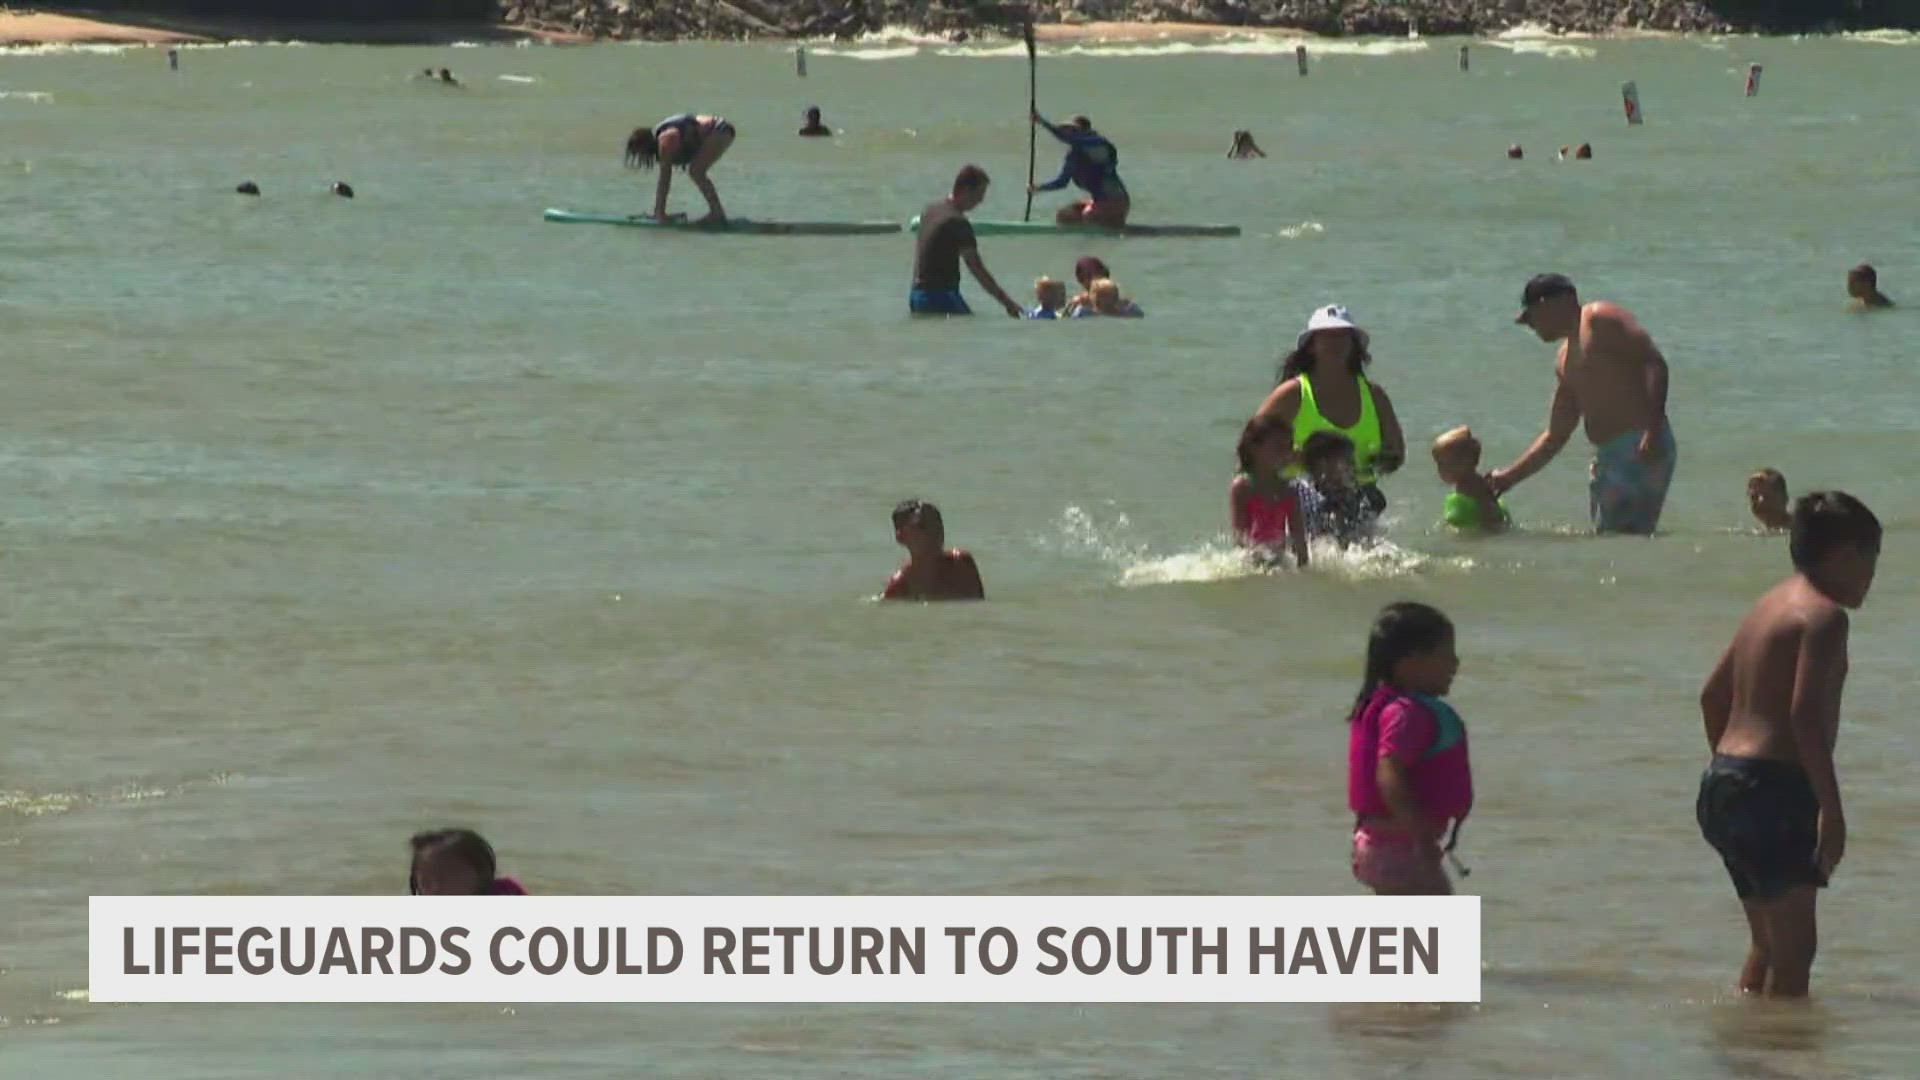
left=624, top=113, right=736, bottom=225
left=1251, top=305, right=1407, bottom=517
left=1029, top=111, right=1129, bottom=228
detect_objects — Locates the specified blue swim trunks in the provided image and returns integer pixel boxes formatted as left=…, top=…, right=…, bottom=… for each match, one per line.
left=909, top=288, right=971, bottom=316
left=1589, top=426, right=1677, bottom=534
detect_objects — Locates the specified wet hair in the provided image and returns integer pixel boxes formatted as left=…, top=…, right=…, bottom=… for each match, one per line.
left=408, top=828, right=497, bottom=895
left=1236, top=413, right=1291, bottom=474
left=1349, top=602, right=1455, bottom=720
left=892, top=498, right=944, bottom=532
left=804, top=105, right=821, bottom=120
left=953, top=164, right=990, bottom=193
left=1074, top=256, right=1109, bottom=287
left=1748, top=468, right=1787, bottom=496
left=624, top=126, right=659, bottom=170
left=1277, top=331, right=1371, bottom=384
left=1849, top=263, right=1877, bottom=285
left=1300, top=430, right=1355, bottom=473
left=1788, top=490, right=1880, bottom=573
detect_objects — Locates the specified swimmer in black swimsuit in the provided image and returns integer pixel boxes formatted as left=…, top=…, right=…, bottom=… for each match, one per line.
left=624, top=113, right=737, bottom=225
left=1696, top=491, right=1880, bottom=997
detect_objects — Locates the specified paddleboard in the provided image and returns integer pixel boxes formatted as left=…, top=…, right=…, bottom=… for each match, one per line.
left=910, top=217, right=1241, bottom=238
left=544, top=208, right=901, bottom=235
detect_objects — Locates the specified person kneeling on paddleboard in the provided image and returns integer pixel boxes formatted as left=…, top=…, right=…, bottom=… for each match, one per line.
left=1029, top=111, right=1129, bottom=228
left=624, top=113, right=736, bottom=226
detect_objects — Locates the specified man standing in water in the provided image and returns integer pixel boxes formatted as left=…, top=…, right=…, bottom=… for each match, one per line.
left=1489, top=274, right=1675, bottom=534
left=910, top=165, right=1021, bottom=318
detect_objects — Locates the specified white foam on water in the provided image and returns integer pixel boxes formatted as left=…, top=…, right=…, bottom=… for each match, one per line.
left=810, top=45, right=919, bottom=60
left=0, top=42, right=133, bottom=57
left=1484, top=38, right=1598, bottom=59
left=813, top=27, right=1431, bottom=61
left=1493, top=22, right=1598, bottom=41
left=1276, top=221, right=1325, bottom=240
left=498, top=74, right=538, bottom=83
left=1836, top=29, right=1920, bottom=45
left=0, top=90, right=55, bottom=103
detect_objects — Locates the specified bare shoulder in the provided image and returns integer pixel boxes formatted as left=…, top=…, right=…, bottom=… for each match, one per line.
left=1257, top=378, right=1303, bottom=418
left=1229, top=473, right=1253, bottom=496
left=947, top=548, right=977, bottom=567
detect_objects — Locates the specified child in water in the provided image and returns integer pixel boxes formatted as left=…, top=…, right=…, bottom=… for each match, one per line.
left=1846, top=263, right=1893, bottom=310
left=1297, top=431, right=1378, bottom=544
left=1068, top=278, right=1143, bottom=318
left=1747, top=468, right=1791, bottom=531
left=1229, top=415, right=1310, bottom=568
left=882, top=500, right=985, bottom=601
left=408, top=828, right=526, bottom=895
left=1432, top=426, right=1510, bottom=533
left=1696, top=491, right=1880, bottom=997
left=1028, top=276, right=1066, bottom=319
left=1348, top=602, right=1472, bottom=895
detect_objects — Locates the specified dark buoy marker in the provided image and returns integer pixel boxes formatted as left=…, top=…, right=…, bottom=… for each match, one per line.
left=331, top=181, right=354, bottom=199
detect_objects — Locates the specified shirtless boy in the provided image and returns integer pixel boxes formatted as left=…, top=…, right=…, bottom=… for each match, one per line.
left=882, top=500, right=985, bottom=601
left=1490, top=274, right=1675, bottom=534
left=1696, top=491, right=1880, bottom=998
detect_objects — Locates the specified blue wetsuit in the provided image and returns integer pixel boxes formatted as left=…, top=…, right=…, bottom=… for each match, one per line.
left=1034, top=116, right=1126, bottom=200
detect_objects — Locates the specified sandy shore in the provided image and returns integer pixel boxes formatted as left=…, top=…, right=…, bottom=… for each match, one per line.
left=0, top=10, right=585, bottom=47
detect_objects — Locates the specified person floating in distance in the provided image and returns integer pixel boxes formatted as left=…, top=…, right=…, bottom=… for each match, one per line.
left=1747, top=469, right=1791, bottom=532
left=408, top=828, right=527, bottom=895
left=1029, top=111, right=1129, bottom=228
left=1846, top=263, right=1893, bottom=310
left=1229, top=413, right=1310, bottom=568
left=235, top=181, right=260, bottom=196
left=1348, top=601, right=1474, bottom=896
left=331, top=181, right=354, bottom=198
left=1696, top=491, right=1880, bottom=998
left=798, top=106, right=831, bottom=137
left=1491, top=274, right=1676, bottom=535
left=1575, top=142, right=1593, bottom=160
left=1506, top=144, right=1523, bottom=160
left=624, top=113, right=736, bottom=226
left=1226, top=130, right=1267, bottom=159
left=909, top=165, right=1021, bottom=318
left=1028, top=276, right=1066, bottom=319
left=1432, top=425, right=1510, bottom=534
left=881, top=500, right=984, bottom=601
left=437, top=68, right=458, bottom=86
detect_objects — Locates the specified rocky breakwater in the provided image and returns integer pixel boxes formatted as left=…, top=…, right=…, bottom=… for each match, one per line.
left=497, top=0, right=1739, bottom=40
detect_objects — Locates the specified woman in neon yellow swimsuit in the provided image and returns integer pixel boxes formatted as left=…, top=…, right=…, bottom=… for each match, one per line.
left=1251, top=305, right=1408, bottom=515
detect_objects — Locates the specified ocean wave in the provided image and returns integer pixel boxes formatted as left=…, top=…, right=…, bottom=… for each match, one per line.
left=1275, top=221, right=1325, bottom=240
left=1484, top=38, right=1599, bottom=59
left=1835, top=29, right=1919, bottom=45
left=811, top=24, right=1429, bottom=60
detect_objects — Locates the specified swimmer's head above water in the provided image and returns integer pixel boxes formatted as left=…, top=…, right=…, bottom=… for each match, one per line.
left=1514, top=272, right=1579, bottom=341
left=1431, top=425, right=1483, bottom=482
left=1237, top=413, right=1295, bottom=476
left=892, top=498, right=946, bottom=549
left=1034, top=275, right=1066, bottom=312
left=1747, top=468, right=1790, bottom=531
left=408, top=828, right=497, bottom=895
left=1301, top=430, right=1358, bottom=491
left=1847, top=263, right=1893, bottom=308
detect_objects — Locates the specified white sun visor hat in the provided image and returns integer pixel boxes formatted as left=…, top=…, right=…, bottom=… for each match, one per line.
left=1296, top=304, right=1370, bottom=352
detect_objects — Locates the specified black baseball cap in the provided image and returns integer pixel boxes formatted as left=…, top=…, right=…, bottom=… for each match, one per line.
left=1515, top=273, right=1576, bottom=323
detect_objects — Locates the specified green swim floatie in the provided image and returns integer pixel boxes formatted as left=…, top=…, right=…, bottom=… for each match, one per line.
left=1442, top=491, right=1510, bottom=531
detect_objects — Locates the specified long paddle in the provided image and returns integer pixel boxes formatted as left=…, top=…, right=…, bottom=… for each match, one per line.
left=1022, top=16, right=1037, bottom=222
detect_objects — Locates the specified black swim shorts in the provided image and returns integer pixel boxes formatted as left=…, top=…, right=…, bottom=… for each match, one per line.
left=1695, top=754, right=1825, bottom=901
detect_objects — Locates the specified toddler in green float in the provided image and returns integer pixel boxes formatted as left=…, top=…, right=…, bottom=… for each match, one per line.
left=1433, top=426, right=1510, bottom=534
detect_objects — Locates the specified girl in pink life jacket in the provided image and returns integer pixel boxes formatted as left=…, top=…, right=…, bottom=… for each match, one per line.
left=1347, top=602, right=1473, bottom=895
left=408, top=828, right=527, bottom=895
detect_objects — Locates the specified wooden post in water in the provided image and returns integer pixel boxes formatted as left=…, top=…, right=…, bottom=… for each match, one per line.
left=1295, top=44, right=1308, bottom=76
left=796, top=46, right=807, bottom=78
left=1458, top=45, right=1469, bottom=71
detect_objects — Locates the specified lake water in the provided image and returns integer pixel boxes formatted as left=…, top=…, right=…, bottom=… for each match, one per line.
left=3, top=27, right=1919, bottom=1078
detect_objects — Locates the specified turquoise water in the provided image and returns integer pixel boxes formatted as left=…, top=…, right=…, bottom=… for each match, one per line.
left=3, top=29, right=1920, bottom=1077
